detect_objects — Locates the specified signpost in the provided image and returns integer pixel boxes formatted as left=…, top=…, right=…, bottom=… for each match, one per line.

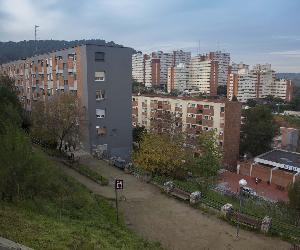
left=115, top=179, right=124, bottom=223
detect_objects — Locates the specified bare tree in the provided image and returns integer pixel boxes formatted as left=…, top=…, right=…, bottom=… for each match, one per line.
left=31, top=93, right=82, bottom=151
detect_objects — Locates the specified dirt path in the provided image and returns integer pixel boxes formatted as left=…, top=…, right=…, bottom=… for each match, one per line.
left=60, top=157, right=291, bottom=250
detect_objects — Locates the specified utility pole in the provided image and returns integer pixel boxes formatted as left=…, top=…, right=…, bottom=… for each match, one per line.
left=34, top=25, right=40, bottom=54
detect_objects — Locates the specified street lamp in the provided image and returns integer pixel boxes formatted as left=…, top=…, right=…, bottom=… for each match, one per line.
left=237, top=178, right=247, bottom=238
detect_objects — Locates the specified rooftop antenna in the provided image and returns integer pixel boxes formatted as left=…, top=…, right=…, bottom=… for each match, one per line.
left=34, top=25, right=40, bottom=54
left=198, top=40, right=201, bottom=56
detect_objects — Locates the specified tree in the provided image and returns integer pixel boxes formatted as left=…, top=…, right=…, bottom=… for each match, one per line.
left=0, top=75, right=23, bottom=132
left=132, top=125, right=146, bottom=143
left=240, top=105, right=277, bottom=156
left=288, top=180, right=300, bottom=225
left=31, top=93, right=82, bottom=151
left=191, top=131, right=222, bottom=178
left=217, top=85, right=227, bottom=96
left=246, top=99, right=257, bottom=107
left=133, top=133, right=188, bottom=176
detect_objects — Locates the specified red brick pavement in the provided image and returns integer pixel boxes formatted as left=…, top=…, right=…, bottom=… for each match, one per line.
left=219, top=171, right=289, bottom=202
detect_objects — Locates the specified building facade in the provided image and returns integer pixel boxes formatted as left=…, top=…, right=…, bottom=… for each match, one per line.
left=0, top=44, right=133, bottom=160
left=167, top=63, right=189, bottom=93
left=227, top=63, right=294, bottom=103
left=227, top=63, right=256, bottom=102
left=208, top=51, right=230, bottom=86
left=132, top=94, right=241, bottom=167
left=188, top=56, right=218, bottom=96
left=238, top=149, right=300, bottom=189
left=132, top=52, right=146, bottom=84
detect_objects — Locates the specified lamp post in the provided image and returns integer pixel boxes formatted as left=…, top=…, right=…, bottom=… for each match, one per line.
left=237, top=178, right=247, bottom=238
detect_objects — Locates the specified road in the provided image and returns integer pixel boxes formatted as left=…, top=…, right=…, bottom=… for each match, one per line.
left=60, top=156, right=291, bottom=250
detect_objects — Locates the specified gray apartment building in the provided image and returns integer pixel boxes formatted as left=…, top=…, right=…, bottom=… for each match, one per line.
left=0, top=43, right=134, bottom=160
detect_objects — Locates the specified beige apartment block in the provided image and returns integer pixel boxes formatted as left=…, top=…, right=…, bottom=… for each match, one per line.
left=132, top=94, right=241, bottom=168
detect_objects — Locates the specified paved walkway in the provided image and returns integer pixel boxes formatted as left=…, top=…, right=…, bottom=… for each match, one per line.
left=59, top=157, right=291, bottom=250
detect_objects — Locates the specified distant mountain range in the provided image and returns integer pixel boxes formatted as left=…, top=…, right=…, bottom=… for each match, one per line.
left=277, top=73, right=300, bottom=86
left=0, top=39, right=126, bottom=64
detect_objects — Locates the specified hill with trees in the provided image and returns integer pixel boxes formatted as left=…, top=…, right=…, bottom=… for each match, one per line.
left=0, top=39, right=126, bottom=64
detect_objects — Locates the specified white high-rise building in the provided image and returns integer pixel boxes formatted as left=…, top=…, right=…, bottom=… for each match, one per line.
left=251, top=64, right=275, bottom=98
left=227, top=63, right=294, bottom=102
left=151, top=51, right=173, bottom=88
left=227, top=63, right=256, bottom=102
left=173, top=50, right=191, bottom=66
left=167, top=63, right=189, bottom=93
left=187, top=55, right=218, bottom=96
left=132, top=52, right=145, bottom=84
left=209, top=51, right=230, bottom=86
left=273, top=79, right=293, bottom=102
left=132, top=50, right=191, bottom=89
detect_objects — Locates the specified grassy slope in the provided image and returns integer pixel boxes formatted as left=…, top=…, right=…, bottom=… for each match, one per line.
left=0, top=151, right=161, bottom=250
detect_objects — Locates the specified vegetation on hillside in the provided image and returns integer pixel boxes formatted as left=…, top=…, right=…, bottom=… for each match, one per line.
left=0, top=75, right=161, bottom=249
left=0, top=39, right=125, bottom=64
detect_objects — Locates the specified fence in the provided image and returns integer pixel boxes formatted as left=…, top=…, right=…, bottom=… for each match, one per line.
left=131, top=166, right=300, bottom=243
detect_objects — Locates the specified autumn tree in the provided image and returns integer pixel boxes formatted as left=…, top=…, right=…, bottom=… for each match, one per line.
left=31, top=93, right=82, bottom=151
left=133, top=133, right=189, bottom=177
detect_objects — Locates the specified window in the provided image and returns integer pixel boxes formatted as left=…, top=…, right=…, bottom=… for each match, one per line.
left=95, top=52, right=105, bottom=61
left=96, top=90, right=105, bottom=100
left=204, top=105, right=209, bottom=109
left=96, top=126, right=107, bottom=136
left=204, top=115, right=209, bottom=120
left=64, top=80, right=68, bottom=85
left=220, top=107, right=225, bottom=113
left=96, top=109, right=105, bottom=118
left=95, top=71, right=105, bottom=81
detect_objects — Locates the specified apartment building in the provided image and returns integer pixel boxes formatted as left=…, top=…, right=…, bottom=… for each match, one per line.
left=132, top=94, right=242, bottom=168
left=133, top=50, right=190, bottom=88
left=167, top=63, right=189, bottom=93
left=188, top=55, right=218, bottom=96
left=227, top=63, right=294, bottom=103
left=132, top=52, right=146, bottom=84
left=173, top=50, right=191, bottom=66
left=273, top=79, right=293, bottom=102
left=252, top=64, right=275, bottom=98
left=0, top=43, right=133, bottom=160
left=227, top=63, right=256, bottom=102
left=208, top=51, right=230, bottom=86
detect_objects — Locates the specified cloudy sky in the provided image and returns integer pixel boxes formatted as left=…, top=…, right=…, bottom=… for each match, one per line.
left=0, top=0, right=299, bottom=72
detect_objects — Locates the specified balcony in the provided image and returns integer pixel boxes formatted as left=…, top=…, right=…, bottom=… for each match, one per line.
left=186, top=117, right=197, bottom=124
left=187, top=107, right=197, bottom=113
left=203, top=108, right=214, bottom=116
left=132, top=108, right=138, bottom=116
left=132, top=100, right=138, bottom=106
left=202, top=119, right=213, bottom=127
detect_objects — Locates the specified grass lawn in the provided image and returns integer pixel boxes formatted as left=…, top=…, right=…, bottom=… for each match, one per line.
left=0, top=150, right=162, bottom=250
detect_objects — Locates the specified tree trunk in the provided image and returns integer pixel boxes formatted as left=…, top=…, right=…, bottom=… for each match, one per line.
left=59, top=139, right=63, bottom=152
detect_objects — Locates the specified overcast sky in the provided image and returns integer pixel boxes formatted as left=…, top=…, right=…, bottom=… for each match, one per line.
left=0, top=0, right=299, bottom=72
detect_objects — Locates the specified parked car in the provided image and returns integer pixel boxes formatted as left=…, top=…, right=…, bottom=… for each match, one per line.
left=241, top=186, right=257, bottom=197
left=113, top=157, right=126, bottom=170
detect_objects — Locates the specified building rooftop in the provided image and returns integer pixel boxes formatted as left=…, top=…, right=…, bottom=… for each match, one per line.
left=132, top=93, right=236, bottom=104
left=255, top=149, right=300, bottom=173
